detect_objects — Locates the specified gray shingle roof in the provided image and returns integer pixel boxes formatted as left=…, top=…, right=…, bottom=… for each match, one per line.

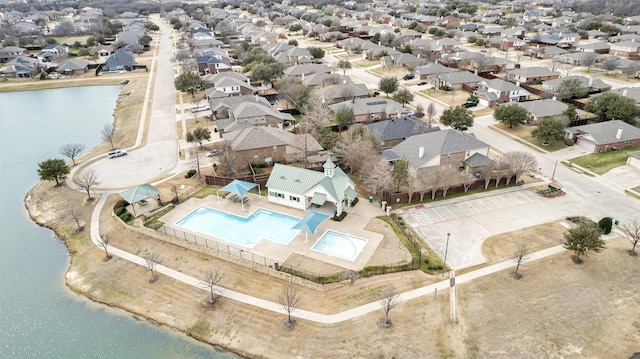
left=463, top=152, right=493, bottom=167
left=366, top=116, right=439, bottom=142
left=387, top=129, right=490, bottom=170
left=568, top=120, right=640, bottom=145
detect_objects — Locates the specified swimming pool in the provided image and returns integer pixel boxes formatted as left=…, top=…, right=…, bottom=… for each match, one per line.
left=176, top=207, right=301, bottom=247
left=312, top=230, right=368, bottom=261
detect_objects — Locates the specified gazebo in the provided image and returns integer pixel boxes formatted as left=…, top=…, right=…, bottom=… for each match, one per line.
left=216, top=179, right=260, bottom=211
left=119, top=183, right=160, bottom=216
left=292, top=211, right=329, bottom=243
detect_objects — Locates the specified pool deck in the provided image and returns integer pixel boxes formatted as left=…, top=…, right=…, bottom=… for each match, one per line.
left=158, top=193, right=385, bottom=271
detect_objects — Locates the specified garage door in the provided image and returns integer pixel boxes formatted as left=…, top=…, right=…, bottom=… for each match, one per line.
left=577, top=139, right=596, bottom=152
left=478, top=98, right=490, bottom=107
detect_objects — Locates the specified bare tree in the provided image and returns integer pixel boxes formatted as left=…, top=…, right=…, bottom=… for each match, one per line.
left=301, top=92, right=331, bottom=129
left=621, top=218, right=640, bottom=256
left=217, top=145, right=245, bottom=177
left=581, top=52, right=600, bottom=72
left=101, top=123, right=116, bottom=149
left=378, top=287, right=401, bottom=328
left=99, top=234, right=112, bottom=261
left=426, top=102, right=437, bottom=123
left=77, top=169, right=100, bottom=200
left=362, top=157, right=391, bottom=195
left=59, top=143, right=85, bottom=166
left=493, top=157, right=513, bottom=187
left=502, top=151, right=538, bottom=183
left=278, top=285, right=301, bottom=330
left=145, top=251, right=160, bottom=283
left=458, top=171, right=476, bottom=193
left=202, top=267, right=225, bottom=305
left=473, top=55, right=491, bottom=74
left=436, top=168, right=460, bottom=198
left=511, top=240, right=531, bottom=279
left=477, top=161, right=496, bottom=189
left=68, top=205, right=84, bottom=231
left=561, top=64, right=574, bottom=77
left=601, top=57, right=619, bottom=72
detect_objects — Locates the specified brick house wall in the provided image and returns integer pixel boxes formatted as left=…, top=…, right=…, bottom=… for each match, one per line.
left=233, top=144, right=288, bottom=165
left=593, top=138, right=640, bottom=152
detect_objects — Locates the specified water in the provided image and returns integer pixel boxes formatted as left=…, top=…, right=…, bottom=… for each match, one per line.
left=176, top=207, right=301, bottom=246
left=311, top=230, right=368, bottom=261
left=0, top=86, right=240, bottom=358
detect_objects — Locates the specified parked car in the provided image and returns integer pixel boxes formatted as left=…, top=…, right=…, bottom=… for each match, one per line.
left=46, top=73, right=61, bottom=80
left=107, top=149, right=127, bottom=159
left=206, top=149, right=221, bottom=157
left=462, top=101, right=478, bottom=108
left=402, top=74, right=415, bottom=80
left=417, top=81, right=427, bottom=86
left=372, top=91, right=380, bottom=96
left=192, top=105, right=210, bottom=113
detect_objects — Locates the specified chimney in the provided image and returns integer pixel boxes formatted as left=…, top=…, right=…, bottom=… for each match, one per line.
left=419, top=145, right=424, bottom=158
left=616, top=127, right=623, bottom=140
left=623, top=89, right=628, bottom=97
left=301, top=72, right=305, bottom=81
left=589, top=77, right=594, bottom=86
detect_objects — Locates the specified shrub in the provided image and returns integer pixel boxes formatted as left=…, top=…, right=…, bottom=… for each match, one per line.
left=185, top=169, right=196, bottom=178
left=114, top=207, right=125, bottom=216
left=119, top=210, right=133, bottom=222
left=563, top=138, right=574, bottom=146
left=331, top=212, right=348, bottom=221
left=598, top=217, right=613, bottom=234
left=427, top=264, right=443, bottom=270
left=350, top=197, right=359, bottom=207
left=439, top=85, right=452, bottom=91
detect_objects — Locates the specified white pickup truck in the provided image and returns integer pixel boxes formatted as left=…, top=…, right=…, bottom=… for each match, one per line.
left=107, top=149, right=127, bottom=159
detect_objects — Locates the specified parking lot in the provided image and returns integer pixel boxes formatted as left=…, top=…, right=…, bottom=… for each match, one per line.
left=398, top=187, right=562, bottom=269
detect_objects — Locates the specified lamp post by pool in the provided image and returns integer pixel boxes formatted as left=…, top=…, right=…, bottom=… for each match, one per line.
left=442, top=233, right=450, bottom=278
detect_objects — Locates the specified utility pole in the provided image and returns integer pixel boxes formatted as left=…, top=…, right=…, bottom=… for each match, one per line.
left=551, top=159, right=559, bottom=181
left=442, top=232, right=450, bottom=278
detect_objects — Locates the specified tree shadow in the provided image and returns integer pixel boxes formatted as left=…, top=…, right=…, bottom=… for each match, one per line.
left=378, top=318, right=393, bottom=329
left=282, top=318, right=296, bottom=331
left=571, top=255, right=583, bottom=264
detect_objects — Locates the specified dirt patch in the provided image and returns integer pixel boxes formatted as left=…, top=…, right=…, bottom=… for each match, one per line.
left=459, top=237, right=640, bottom=358
left=482, top=221, right=566, bottom=263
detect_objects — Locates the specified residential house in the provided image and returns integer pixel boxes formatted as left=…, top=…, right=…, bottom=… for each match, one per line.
left=567, top=120, right=640, bottom=152
left=504, top=66, right=560, bottom=84
left=608, top=88, right=640, bottom=105
left=610, top=40, right=640, bottom=58
left=433, top=70, right=483, bottom=90
left=474, top=78, right=531, bottom=107
left=518, top=99, right=593, bottom=124
left=0, top=46, right=29, bottom=63
left=329, top=98, right=407, bottom=123
left=301, top=73, right=343, bottom=88
left=225, top=101, right=295, bottom=128
left=282, top=63, right=331, bottom=77
left=104, top=49, right=134, bottom=72
left=499, top=36, right=527, bottom=52
left=202, top=71, right=251, bottom=89
left=210, top=94, right=271, bottom=119
left=89, top=45, right=114, bottom=57
left=204, top=76, right=256, bottom=97
left=558, top=52, right=603, bottom=66
left=223, top=126, right=323, bottom=165
left=527, top=45, right=569, bottom=59
left=415, top=62, right=457, bottom=81
left=366, top=116, right=440, bottom=149
left=266, top=157, right=356, bottom=216
left=36, top=44, right=70, bottom=63
left=56, top=59, right=89, bottom=75
left=0, top=56, right=41, bottom=79
left=382, top=129, right=491, bottom=179
left=196, top=56, right=232, bottom=75
left=363, top=46, right=401, bottom=60
left=575, top=42, right=610, bottom=54
left=318, top=81, right=369, bottom=104
left=542, top=75, right=611, bottom=94
left=336, top=37, right=375, bottom=53
left=380, top=53, right=425, bottom=69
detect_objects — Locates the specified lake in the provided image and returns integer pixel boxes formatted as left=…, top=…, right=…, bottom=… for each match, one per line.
left=0, top=86, right=240, bottom=359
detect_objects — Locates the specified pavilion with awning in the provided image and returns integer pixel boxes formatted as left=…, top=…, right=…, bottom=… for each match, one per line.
left=119, top=183, right=160, bottom=216
left=216, top=179, right=260, bottom=211
left=292, top=211, right=329, bottom=243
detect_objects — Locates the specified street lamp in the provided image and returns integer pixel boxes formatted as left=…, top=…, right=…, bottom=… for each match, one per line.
left=442, top=233, right=450, bottom=278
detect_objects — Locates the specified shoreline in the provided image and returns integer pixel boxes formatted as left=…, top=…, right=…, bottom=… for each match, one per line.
left=23, top=183, right=253, bottom=358
left=0, top=77, right=128, bottom=93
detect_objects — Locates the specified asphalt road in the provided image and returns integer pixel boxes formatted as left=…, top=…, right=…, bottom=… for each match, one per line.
left=79, top=15, right=180, bottom=189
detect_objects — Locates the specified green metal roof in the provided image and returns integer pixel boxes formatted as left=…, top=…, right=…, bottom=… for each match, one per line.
left=311, top=192, right=326, bottom=205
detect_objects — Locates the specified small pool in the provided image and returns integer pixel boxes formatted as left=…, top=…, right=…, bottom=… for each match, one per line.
left=312, top=230, right=368, bottom=261
left=176, top=207, right=300, bottom=247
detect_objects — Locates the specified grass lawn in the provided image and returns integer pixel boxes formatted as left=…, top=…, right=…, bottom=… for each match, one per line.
left=52, top=35, right=91, bottom=45
left=570, top=146, right=640, bottom=175
left=493, top=123, right=567, bottom=152
left=355, top=60, right=382, bottom=69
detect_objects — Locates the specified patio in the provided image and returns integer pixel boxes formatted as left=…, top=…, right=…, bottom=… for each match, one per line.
left=158, top=193, right=385, bottom=272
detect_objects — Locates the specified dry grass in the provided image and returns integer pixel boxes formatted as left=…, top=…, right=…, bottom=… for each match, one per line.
left=459, top=237, right=640, bottom=358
